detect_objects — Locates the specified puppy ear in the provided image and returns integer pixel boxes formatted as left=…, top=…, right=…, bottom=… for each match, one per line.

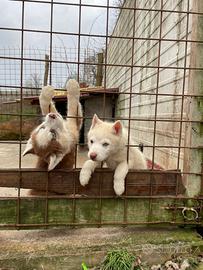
left=112, top=120, right=122, bottom=135
left=23, top=138, right=34, bottom=156
left=90, top=114, right=102, bottom=129
left=48, top=153, right=64, bottom=171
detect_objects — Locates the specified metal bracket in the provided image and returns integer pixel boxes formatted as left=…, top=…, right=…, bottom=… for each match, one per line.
left=164, top=205, right=199, bottom=221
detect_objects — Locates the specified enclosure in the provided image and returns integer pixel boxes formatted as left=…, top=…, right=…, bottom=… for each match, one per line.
left=0, top=0, right=202, bottom=229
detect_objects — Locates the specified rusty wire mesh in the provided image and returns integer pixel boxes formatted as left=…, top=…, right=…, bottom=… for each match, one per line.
left=0, top=0, right=202, bottom=228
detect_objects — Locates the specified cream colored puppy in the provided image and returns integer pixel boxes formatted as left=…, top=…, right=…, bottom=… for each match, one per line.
left=80, top=115, right=147, bottom=195
left=23, top=79, right=82, bottom=171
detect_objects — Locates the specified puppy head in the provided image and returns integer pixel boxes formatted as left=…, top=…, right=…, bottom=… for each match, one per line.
left=23, top=113, right=68, bottom=170
left=45, top=112, right=64, bottom=129
left=87, top=115, right=123, bottom=162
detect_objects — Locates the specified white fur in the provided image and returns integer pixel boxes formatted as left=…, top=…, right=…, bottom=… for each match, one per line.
left=40, top=86, right=57, bottom=116
left=80, top=114, right=147, bottom=196
left=23, top=79, right=82, bottom=170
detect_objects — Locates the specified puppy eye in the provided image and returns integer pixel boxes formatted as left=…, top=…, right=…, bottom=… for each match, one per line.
left=90, top=140, right=94, bottom=144
left=40, top=126, right=45, bottom=130
left=103, top=142, right=109, bottom=147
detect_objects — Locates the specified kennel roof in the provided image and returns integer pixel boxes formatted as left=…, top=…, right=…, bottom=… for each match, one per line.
left=23, top=86, right=119, bottom=105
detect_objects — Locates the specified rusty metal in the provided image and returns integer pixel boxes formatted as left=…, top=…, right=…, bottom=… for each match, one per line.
left=0, top=0, right=202, bottom=229
left=1, top=84, right=203, bottom=98
left=0, top=220, right=202, bottom=229
left=16, top=0, right=25, bottom=227
left=8, top=0, right=203, bottom=18
left=1, top=54, right=203, bottom=70
left=2, top=26, right=203, bottom=46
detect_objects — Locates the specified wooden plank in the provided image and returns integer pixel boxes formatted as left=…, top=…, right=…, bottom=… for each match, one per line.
left=0, top=169, right=185, bottom=196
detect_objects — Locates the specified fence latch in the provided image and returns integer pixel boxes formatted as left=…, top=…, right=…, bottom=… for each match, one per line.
left=182, top=207, right=199, bottom=221
left=164, top=206, right=199, bottom=221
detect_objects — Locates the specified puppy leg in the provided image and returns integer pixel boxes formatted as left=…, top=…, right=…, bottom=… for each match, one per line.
left=66, top=79, right=83, bottom=133
left=80, top=160, right=100, bottom=186
left=39, top=85, right=58, bottom=115
left=113, top=161, right=129, bottom=196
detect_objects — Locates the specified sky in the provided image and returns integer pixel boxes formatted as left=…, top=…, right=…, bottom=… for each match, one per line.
left=0, top=0, right=118, bottom=88
left=0, top=0, right=118, bottom=48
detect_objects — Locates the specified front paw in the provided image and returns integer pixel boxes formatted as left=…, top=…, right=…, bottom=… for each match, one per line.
left=66, top=79, right=80, bottom=98
left=41, top=85, right=55, bottom=101
left=114, top=179, right=125, bottom=196
left=79, top=169, right=91, bottom=186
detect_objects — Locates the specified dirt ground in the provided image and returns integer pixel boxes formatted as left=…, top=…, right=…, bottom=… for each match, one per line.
left=0, top=143, right=88, bottom=197
left=0, top=227, right=202, bottom=269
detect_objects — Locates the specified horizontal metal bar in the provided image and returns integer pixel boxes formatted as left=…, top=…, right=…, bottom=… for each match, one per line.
left=1, top=84, right=203, bottom=98
left=10, top=0, right=203, bottom=17
left=0, top=220, right=201, bottom=228
left=0, top=195, right=202, bottom=200
left=1, top=26, right=203, bottom=44
left=1, top=55, right=203, bottom=71
left=0, top=112, right=202, bottom=123
left=0, top=168, right=201, bottom=176
left=0, top=140, right=201, bottom=151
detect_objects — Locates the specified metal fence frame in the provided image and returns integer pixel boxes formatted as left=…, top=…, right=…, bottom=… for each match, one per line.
left=0, top=0, right=202, bottom=229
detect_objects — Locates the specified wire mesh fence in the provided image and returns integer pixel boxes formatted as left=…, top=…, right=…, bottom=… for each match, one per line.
left=0, top=46, right=98, bottom=102
left=0, top=0, right=202, bottom=228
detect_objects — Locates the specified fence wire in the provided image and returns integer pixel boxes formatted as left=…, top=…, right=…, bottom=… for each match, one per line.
left=0, top=0, right=202, bottom=228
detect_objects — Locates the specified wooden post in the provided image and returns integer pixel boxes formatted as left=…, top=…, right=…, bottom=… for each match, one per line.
left=96, top=52, right=103, bottom=86
left=43, top=54, right=49, bottom=86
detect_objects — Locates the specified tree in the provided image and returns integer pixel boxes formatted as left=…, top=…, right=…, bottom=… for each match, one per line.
left=25, top=73, right=42, bottom=96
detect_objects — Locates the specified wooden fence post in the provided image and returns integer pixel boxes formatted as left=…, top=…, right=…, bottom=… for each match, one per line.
left=96, top=52, right=103, bottom=86
left=43, top=54, right=49, bottom=86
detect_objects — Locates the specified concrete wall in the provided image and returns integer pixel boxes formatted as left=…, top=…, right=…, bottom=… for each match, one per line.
left=106, top=0, right=193, bottom=171
left=84, top=96, right=114, bottom=142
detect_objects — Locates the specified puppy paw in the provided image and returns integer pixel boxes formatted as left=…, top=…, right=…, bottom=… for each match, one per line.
left=66, top=79, right=80, bottom=98
left=79, top=169, right=91, bottom=186
left=41, top=85, right=55, bottom=101
left=114, top=180, right=125, bottom=196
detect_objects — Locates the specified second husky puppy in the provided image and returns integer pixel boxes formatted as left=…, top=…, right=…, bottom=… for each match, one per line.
left=80, top=114, right=147, bottom=195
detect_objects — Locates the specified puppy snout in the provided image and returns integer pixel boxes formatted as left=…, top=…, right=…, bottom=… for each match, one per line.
left=49, top=113, right=56, bottom=119
left=90, top=152, right=97, bottom=161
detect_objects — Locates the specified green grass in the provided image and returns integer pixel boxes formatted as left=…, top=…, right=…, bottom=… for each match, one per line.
left=81, top=263, right=88, bottom=270
left=0, top=105, right=37, bottom=123
left=99, top=250, right=201, bottom=270
left=101, top=249, right=137, bottom=270
left=0, top=114, right=13, bottom=123
left=0, top=132, right=27, bottom=140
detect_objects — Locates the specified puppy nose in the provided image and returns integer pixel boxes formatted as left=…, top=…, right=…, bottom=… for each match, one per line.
left=49, top=113, right=56, bottom=119
left=90, top=152, right=97, bottom=161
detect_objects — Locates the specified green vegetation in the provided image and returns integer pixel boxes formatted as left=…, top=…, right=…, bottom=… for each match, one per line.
left=0, top=106, right=37, bottom=123
left=0, top=132, right=27, bottom=140
left=100, top=249, right=137, bottom=270
left=82, top=262, right=89, bottom=270
left=97, top=249, right=201, bottom=270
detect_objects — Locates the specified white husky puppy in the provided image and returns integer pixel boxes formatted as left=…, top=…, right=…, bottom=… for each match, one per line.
left=80, top=114, right=147, bottom=196
left=23, top=79, right=82, bottom=171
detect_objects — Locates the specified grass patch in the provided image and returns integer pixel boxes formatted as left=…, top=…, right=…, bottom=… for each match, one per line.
left=0, top=132, right=27, bottom=140
left=100, top=249, right=137, bottom=270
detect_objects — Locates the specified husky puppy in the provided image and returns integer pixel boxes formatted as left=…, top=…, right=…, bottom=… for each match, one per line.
left=80, top=114, right=147, bottom=195
left=23, top=79, right=82, bottom=171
